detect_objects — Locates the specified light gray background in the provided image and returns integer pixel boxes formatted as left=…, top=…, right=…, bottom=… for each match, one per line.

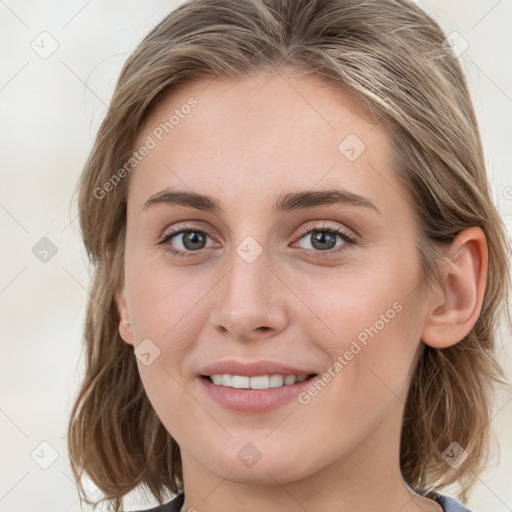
left=1, top=1, right=511, bottom=511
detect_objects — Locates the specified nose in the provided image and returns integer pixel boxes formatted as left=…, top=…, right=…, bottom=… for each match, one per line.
left=209, top=242, right=289, bottom=342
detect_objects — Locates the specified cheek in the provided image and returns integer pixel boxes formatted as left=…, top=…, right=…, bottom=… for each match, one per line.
left=300, top=257, right=422, bottom=408
left=127, top=265, right=208, bottom=432
left=308, top=262, right=416, bottom=351
left=126, top=252, right=209, bottom=344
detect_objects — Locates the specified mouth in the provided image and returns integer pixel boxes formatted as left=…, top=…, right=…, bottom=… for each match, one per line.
left=199, top=372, right=319, bottom=413
left=200, top=373, right=318, bottom=389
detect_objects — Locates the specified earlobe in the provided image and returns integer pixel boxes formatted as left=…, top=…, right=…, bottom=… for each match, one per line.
left=421, top=227, right=488, bottom=349
left=115, top=287, right=135, bottom=346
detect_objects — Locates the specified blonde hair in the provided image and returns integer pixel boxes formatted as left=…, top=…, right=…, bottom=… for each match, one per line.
left=68, top=0, right=511, bottom=510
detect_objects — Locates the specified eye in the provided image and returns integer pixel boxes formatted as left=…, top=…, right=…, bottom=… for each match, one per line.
left=158, top=221, right=356, bottom=259
left=158, top=226, right=215, bottom=257
left=293, top=221, right=356, bottom=258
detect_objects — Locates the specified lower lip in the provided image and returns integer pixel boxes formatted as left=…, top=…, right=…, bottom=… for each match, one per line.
left=199, top=376, right=317, bottom=413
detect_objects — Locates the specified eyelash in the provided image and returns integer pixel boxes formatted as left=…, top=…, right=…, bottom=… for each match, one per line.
left=157, top=221, right=357, bottom=259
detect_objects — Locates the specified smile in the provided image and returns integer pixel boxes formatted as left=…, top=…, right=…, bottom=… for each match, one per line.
left=199, top=373, right=318, bottom=413
left=203, top=373, right=315, bottom=389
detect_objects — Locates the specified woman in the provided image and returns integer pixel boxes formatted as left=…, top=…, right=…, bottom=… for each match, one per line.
left=67, top=1, right=511, bottom=511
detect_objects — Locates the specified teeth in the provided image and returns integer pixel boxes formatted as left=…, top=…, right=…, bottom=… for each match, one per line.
left=221, top=374, right=232, bottom=386
left=250, top=375, right=269, bottom=389
left=211, top=374, right=223, bottom=385
left=232, top=375, right=250, bottom=389
left=208, top=374, right=310, bottom=389
left=269, top=375, right=283, bottom=388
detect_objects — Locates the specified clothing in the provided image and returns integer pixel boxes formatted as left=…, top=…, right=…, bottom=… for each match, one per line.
left=138, top=490, right=473, bottom=511
left=137, top=492, right=183, bottom=512
left=434, top=493, right=473, bottom=511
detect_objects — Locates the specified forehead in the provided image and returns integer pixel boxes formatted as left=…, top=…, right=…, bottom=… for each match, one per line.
left=128, top=71, right=406, bottom=219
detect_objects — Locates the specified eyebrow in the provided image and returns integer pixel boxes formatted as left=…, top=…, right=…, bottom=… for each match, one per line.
left=142, top=188, right=380, bottom=215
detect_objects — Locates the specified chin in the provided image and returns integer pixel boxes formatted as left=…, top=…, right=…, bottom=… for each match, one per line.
left=200, top=441, right=315, bottom=486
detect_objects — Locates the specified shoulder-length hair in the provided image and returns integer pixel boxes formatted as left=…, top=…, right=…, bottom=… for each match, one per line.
left=68, top=0, right=511, bottom=510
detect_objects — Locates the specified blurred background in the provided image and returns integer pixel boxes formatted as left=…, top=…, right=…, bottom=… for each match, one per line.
left=1, top=0, right=511, bottom=510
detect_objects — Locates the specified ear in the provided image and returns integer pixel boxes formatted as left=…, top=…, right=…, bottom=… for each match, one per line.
left=421, top=227, right=488, bottom=349
left=115, top=285, right=135, bottom=346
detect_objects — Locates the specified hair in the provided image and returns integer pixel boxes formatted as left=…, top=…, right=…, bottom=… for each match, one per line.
left=67, top=0, right=511, bottom=510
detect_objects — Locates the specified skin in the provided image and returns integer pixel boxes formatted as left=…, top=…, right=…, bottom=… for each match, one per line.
left=116, top=70, right=488, bottom=512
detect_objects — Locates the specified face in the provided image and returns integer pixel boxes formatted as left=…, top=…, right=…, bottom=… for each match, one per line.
left=117, top=71, right=430, bottom=489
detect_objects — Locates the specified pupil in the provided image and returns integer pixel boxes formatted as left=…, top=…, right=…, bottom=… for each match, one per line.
left=184, top=231, right=205, bottom=250
left=312, top=231, right=335, bottom=250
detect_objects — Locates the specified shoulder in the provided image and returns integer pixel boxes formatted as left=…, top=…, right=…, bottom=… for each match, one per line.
left=133, top=492, right=185, bottom=512
left=432, top=492, right=474, bottom=512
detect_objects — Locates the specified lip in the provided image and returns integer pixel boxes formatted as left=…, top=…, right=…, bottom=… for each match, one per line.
left=197, top=359, right=318, bottom=414
left=199, top=373, right=317, bottom=413
left=197, top=359, right=316, bottom=378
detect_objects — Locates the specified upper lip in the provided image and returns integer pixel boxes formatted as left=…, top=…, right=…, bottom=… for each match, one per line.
left=198, top=359, right=317, bottom=378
